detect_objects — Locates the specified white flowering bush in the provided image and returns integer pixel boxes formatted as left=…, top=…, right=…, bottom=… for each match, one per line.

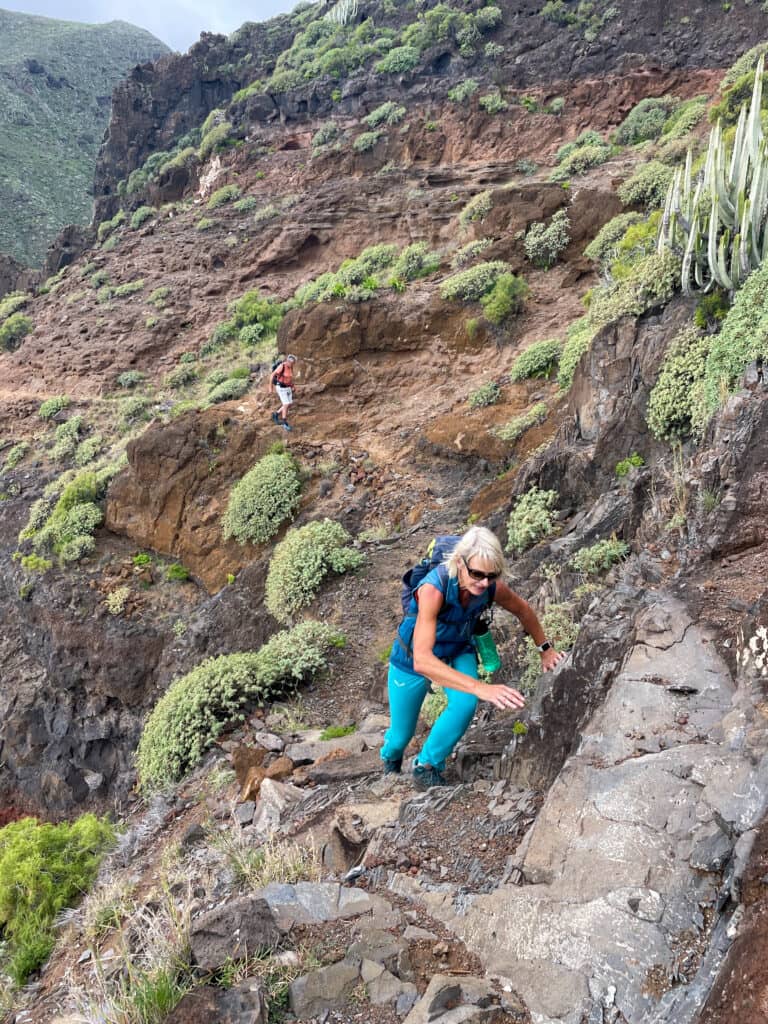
left=647, top=324, right=710, bottom=441
left=524, top=209, right=570, bottom=268
left=440, top=261, right=511, bottom=302
left=222, top=450, right=302, bottom=546
left=509, top=338, right=561, bottom=382
left=570, top=537, right=629, bottom=575
left=506, top=486, right=559, bottom=554
left=136, top=621, right=345, bottom=791
left=265, top=519, right=364, bottom=623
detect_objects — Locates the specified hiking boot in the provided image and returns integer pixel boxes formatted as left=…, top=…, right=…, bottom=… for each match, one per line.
left=271, top=412, right=279, bottom=424
left=413, top=763, right=447, bottom=790
left=281, top=421, right=293, bottom=431
left=383, top=756, right=402, bottom=775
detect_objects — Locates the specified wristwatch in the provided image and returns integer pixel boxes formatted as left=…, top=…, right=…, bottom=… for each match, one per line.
left=536, top=640, right=553, bottom=653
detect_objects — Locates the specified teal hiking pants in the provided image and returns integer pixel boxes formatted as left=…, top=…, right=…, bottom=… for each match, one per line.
left=380, top=650, right=479, bottom=772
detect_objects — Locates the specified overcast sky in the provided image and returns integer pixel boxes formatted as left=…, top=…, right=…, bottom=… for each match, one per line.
left=1, top=1, right=299, bottom=52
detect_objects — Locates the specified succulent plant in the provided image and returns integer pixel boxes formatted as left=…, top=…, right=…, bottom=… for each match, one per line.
left=658, top=57, right=768, bottom=294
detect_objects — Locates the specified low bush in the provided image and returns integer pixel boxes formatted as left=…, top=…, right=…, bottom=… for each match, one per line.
left=458, top=190, right=493, bottom=228
left=390, top=242, right=441, bottom=281
left=615, top=452, right=645, bottom=477
left=448, top=78, right=478, bottom=103
left=96, top=209, right=125, bottom=242
left=0, top=815, right=115, bottom=985
left=233, top=195, right=258, bottom=213
left=0, top=313, right=32, bottom=350
left=313, top=122, right=339, bottom=148
left=452, top=238, right=493, bottom=268
left=165, top=365, right=198, bottom=390
left=364, top=101, right=406, bottom=128
left=524, top=209, right=570, bottom=268
left=319, top=724, right=356, bottom=740
left=207, top=184, right=242, bottom=209
left=440, top=261, right=511, bottom=302
left=586, top=249, right=680, bottom=331
left=662, top=96, right=707, bottom=140
left=509, top=338, right=561, bottom=381
left=478, top=92, right=508, bottom=114
left=550, top=130, right=611, bottom=180
left=196, top=217, right=216, bottom=232
left=468, top=381, right=501, bottom=409
left=558, top=318, right=595, bottom=391
left=38, top=395, right=70, bottom=419
left=198, top=120, right=233, bottom=161
left=223, top=450, right=302, bottom=546
left=614, top=96, right=673, bottom=145
left=130, top=206, right=154, bottom=229
left=506, top=486, right=559, bottom=554
left=51, top=416, right=83, bottom=461
left=583, top=212, right=643, bottom=267
left=353, top=130, right=382, bottom=153
left=20, top=466, right=118, bottom=564
left=518, top=602, right=579, bottom=693
left=165, top=563, right=190, bottom=582
left=480, top=273, right=530, bottom=324
left=647, top=324, right=711, bottom=441
left=4, top=441, right=28, bottom=470
left=112, top=280, right=144, bottom=298
left=376, top=45, right=420, bottom=74
left=617, top=160, right=674, bottom=209
left=570, top=537, right=629, bottom=575
left=136, top=621, right=344, bottom=791
left=206, top=377, right=249, bottom=405
left=265, top=519, right=364, bottom=623
left=0, top=291, right=28, bottom=320
left=495, top=401, right=548, bottom=443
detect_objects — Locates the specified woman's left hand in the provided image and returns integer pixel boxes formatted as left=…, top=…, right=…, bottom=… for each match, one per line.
left=541, top=648, right=568, bottom=672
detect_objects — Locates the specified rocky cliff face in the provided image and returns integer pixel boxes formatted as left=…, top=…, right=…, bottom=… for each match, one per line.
left=3, top=0, right=768, bottom=1019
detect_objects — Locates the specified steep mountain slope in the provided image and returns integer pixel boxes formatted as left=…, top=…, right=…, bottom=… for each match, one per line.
left=0, top=8, right=169, bottom=266
left=1, top=0, right=768, bottom=1021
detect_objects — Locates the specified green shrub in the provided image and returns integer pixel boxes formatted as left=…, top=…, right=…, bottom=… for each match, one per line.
left=51, top=416, right=83, bottom=460
left=448, top=79, right=478, bottom=103
left=353, top=130, right=382, bottom=153
left=478, top=92, right=508, bottom=114
left=196, top=217, right=216, bottom=232
left=253, top=203, right=279, bottom=226
left=550, top=130, right=611, bottom=180
left=495, top=401, right=548, bottom=443
left=608, top=212, right=662, bottom=279
left=20, top=553, right=51, bottom=573
left=4, top=441, right=28, bottom=470
left=615, top=452, right=645, bottom=476
left=647, top=324, right=711, bottom=440
left=458, top=190, right=493, bottom=228
left=586, top=249, right=680, bottom=331
left=558, top=318, right=595, bottom=391
left=136, top=621, right=344, bottom=791
left=452, top=238, right=493, bottom=268
left=468, top=381, right=501, bottom=409
left=694, top=289, right=730, bottom=332
left=663, top=96, right=707, bottom=140
left=617, top=161, right=674, bottom=209
left=524, top=209, right=570, bottom=268
left=480, top=273, right=530, bottom=324
left=422, top=687, right=448, bottom=725
left=223, top=450, right=302, bottom=546
left=364, top=101, right=406, bottom=128
left=233, top=195, right=258, bottom=213
left=376, top=45, right=420, bottom=74
left=583, top=212, right=644, bottom=267
left=614, top=97, right=673, bottom=145
left=0, top=815, right=115, bottom=985
left=0, top=313, right=32, bottom=350
left=165, top=365, right=198, bottom=389
left=97, top=209, right=125, bottom=242
left=207, top=184, right=242, bottom=209
left=229, top=289, right=284, bottom=338
left=116, top=370, right=144, bottom=389
left=112, top=280, right=144, bottom=298
left=548, top=97, right=565, bottom=115
left=21, top=466, right=118, bottom=564
left=390, top=242, right=441, bottom=281
left=570, top=537, right=629, bottom=574
left=506, top=486, right=559, bottom=554
left=0, top=291, right=29, bottom=320
left=484, top=41, right=505, bottom=60
left=198, top=121, right=233, bottom=161
left=313, top=122, right=339, bottom=148
left=206, top=377, right=250, bottom=405
left=510, top=338, right=561, bottom=381
left=130, top=206, right=154, bottom=229
left=265, top=519, right=364, bottom=623
left=39, top=395, right=70, bottom=419
left=440, top=261, right=511, bottom=302
left=165, top=563, right=190, bottom=582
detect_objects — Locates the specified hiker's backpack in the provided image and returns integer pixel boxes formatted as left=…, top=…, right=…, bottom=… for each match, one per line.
left=400, top=535, right=462, bottom=614
left=271, top=356, right=291, bottom=387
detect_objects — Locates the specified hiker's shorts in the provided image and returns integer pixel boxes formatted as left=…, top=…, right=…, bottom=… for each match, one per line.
left=276, top=385, right=293, bottom=406
left=380, top=650, right=479, bottom=772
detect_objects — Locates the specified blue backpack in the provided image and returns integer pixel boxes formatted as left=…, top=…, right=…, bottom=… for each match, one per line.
left=399, top=535, right=462, bottom=614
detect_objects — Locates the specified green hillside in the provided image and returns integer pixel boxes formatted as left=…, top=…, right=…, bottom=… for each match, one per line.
left=0, top=9, right=169, bottom=266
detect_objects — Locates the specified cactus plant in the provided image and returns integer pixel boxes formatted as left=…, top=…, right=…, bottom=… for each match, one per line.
left=658, top=57, right=768, bottom=295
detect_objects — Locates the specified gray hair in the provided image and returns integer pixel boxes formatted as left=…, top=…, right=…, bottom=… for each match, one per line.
left=445, top=526, right=505, bottom=578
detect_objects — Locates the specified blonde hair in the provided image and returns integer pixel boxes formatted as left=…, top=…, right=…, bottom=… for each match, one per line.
left=445, top=526, right=505, bottom=578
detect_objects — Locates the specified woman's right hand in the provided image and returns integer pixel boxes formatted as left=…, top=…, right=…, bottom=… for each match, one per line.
left=477, top=681, right=526, bottom=710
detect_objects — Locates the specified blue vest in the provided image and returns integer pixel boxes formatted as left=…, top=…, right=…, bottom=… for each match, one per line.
left=390, top=565, right=494, bottom=673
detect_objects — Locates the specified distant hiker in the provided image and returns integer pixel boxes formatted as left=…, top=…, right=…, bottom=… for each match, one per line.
left=269, top=354, right=297, bottom=432
left=382, top=526, right=566, bottom=790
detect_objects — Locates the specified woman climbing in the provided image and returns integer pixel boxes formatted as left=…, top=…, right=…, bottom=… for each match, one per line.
left=381, top=525, right=566, bottom=789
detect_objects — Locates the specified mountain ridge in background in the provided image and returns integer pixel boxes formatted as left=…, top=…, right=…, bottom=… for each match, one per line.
left=0, top=7, right=170, bottom=266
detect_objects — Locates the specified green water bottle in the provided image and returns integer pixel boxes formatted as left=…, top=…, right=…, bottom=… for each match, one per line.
left=473, top=617, right=501, bottom=674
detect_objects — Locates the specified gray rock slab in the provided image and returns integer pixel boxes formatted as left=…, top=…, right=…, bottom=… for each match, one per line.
left=288, top=958, right=361, bottom=1017
left=189, top=897, right=280, bottom=972
left=403, top=974, right=497, bottom=1024
left=250, top=778, right=304, bottom=836
left=403, top=925, right=438, bottom=940
left=367, top=967, right=418, bottom=1008
left=285, top=733, right=367, bottom=764
left=259, top=881, right=374, bottom=930
left=347, top=928, right=405, bottom=970
left=307, top=748, right=383, bottom=783
left=252, top=730, right=284, bottom=752
left=165, top=979, right=267, bottom=1023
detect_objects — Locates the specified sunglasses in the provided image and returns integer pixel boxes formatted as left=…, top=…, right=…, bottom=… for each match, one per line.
left=463, top=557, right=500, bottom=582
